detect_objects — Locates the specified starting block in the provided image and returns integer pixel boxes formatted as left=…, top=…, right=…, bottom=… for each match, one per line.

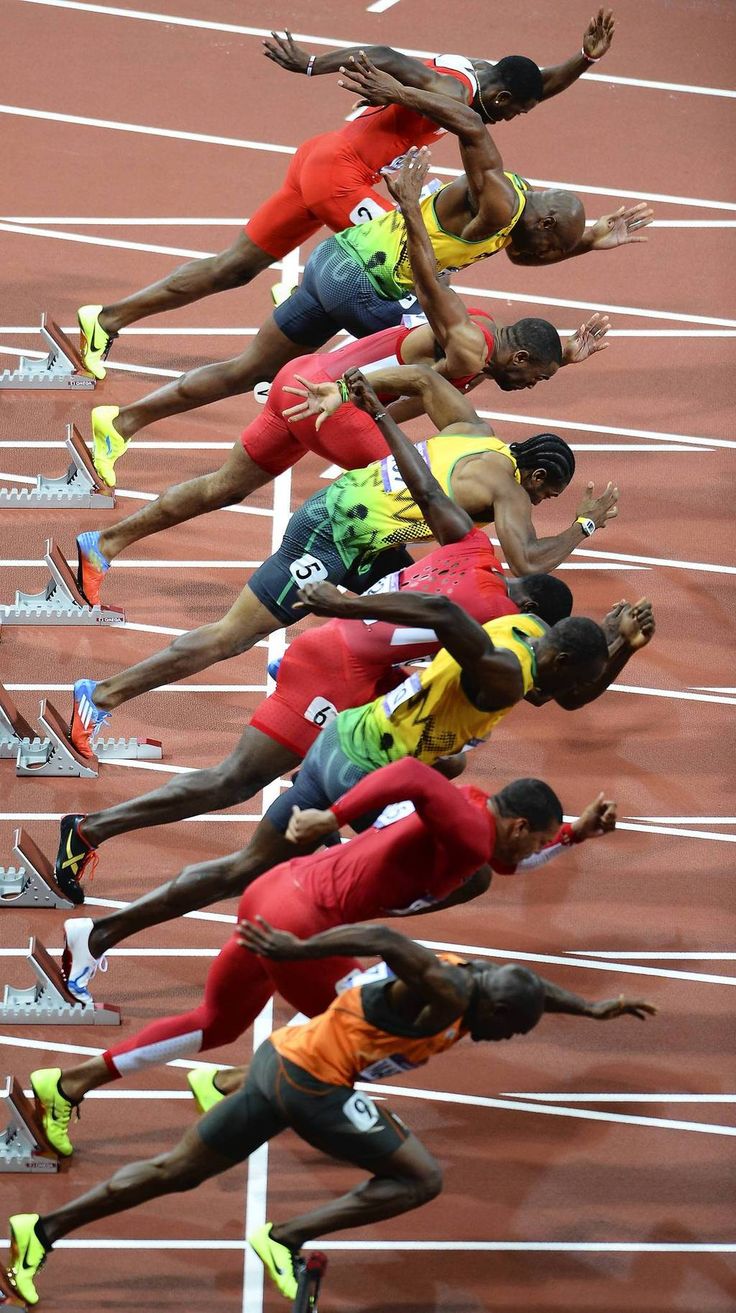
left=0, top=938, right=120, bottom=1026
left=0, top=1077, right=59, bottom=1174
left=0, top=828, right=74, bottom=910
left=294, top=1254, right=327, bottom=1312
left=0, top=538, right=125, bottom=626
left=12, top=695, right=163, bottom=778
left=0, top=314, right=95, bottom=390
left=0, top=424, right=115, bottom=509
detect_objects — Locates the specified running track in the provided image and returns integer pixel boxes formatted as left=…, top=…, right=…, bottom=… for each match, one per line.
left=1, top=1, right=735, bottom=1309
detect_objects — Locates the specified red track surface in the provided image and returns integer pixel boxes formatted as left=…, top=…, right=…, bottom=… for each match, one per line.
left=1, top=1, right=735, bottom=1310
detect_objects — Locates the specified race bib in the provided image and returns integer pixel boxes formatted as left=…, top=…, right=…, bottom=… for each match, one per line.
left=336, top=961, right=395, bottom=993
left=358, top=1053, right=417, bottom=1082
left=288, top=552, right=328, bottom=586
left=349, top=196, right=390, bottom=225
left=303, top=697, right=338, bottom=728
left=379, top=442, right=428, bottom=493
left=381, top=672, right=422, bottom=717
left=342, top=1092, right=381, bottom=1132
left=373, top=800, right=416, bottom=829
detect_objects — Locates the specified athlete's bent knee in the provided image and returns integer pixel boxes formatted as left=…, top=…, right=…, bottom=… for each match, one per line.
left=404, top=1164, right=443, bottom=1207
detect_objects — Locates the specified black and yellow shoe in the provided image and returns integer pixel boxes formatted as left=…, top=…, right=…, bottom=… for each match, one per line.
left=54, top=814, right=96, bottom=905
left=77, top=304, right=117, bottom=380
left=6, top=1214, right=49, bottom=1306
left=248, top=1223, right=301, bottom=1301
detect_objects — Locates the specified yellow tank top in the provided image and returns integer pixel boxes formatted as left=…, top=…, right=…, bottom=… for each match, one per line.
left=334, top=173, right=529, bottom=298
left=325, top=433, right=519, bottom=567
left=336, top=612, right=546, bottom=770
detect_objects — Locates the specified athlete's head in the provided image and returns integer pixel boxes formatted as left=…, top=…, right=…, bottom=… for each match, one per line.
left=508, top=573, right=573, bottom=627
left=474, top=56, right=543, bottom=122
left=510, top=432, right=576, bottom=503
left=465, top=964, right=545, bottom=1041
left=491, top=318, right=563, bottom=390
left=490, top=776, right=564, bottom=865
left=535, top=616, right=609, bottom=696
left=513, top=188, right=587, bottom=258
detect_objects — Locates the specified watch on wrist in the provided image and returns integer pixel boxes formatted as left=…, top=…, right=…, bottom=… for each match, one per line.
left=576, top=516, right=596, bottom=538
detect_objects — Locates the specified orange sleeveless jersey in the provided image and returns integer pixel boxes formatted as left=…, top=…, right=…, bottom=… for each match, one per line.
left=270, top=953, right=470, bottom=1086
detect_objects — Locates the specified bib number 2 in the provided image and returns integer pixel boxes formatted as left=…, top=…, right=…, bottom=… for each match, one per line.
left=289, top=553, right=328, bottom=586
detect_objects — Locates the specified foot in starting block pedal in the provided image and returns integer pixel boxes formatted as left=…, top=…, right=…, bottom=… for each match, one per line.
left=294, top=1253, right=328, bottom=1312
left=0, top=1077, right=59, bottom=1174
left=0, top=938, right=121, bottom=1026
left=15, top=699, right=163, bottom=778
left=0, top=424, right=115, bottom=510
left=0, top=829, right=75, bottom=910
left=0, top=313, right=96, bottom=391
left=0, top=539, right=125, bottom=626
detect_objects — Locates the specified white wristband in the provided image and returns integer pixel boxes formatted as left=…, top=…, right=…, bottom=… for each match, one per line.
left=582, top=47, right=602, bottom=62
left=306, top=55, right=316, bottom=76
left=576, top=516, right=596, bottom=538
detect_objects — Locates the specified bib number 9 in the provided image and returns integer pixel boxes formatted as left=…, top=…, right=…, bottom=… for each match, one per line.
left=289, top=553, right=328, bottom=586
left=304, top=697, right=338, bottom=728
left=342, top=1091, right=381, bottom=1132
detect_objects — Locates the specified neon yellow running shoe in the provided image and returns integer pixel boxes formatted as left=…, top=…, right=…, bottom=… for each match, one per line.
left=29, top=1068, right=77, bottom=1158
left=91, top=405, right=129, bottom=487
left=7, top=1213, right=48, bottom=1306
left=187, top=1067, right=226, bottom=1115
left=270, top=281, right=297, bottom=306
left=248, top=1222, right=301, bottom=1301
left=78, top=304, right=116, bottom=380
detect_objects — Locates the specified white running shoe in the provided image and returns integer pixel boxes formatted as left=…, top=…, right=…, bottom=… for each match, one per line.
left=61, top=917, right=108, bottom=1002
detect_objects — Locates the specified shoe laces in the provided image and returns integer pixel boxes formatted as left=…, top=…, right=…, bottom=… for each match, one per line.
left=100, top=332, right=118, bottom=361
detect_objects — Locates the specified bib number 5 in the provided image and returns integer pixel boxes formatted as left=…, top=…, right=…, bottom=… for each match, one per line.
left=289, top=552, right=328, bottom=586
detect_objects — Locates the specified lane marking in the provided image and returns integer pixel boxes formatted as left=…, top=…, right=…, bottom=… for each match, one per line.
left=625, top=816, right=736, bottom=824
left=1, top=105, right=735, bottom=213
left=0, top=558, right=264, bottom=568
left=5, top=682, right=267, bottom=693
left=6, top=325, right=736, bottom=338
left=367, top=0, right=401, bottom=10
left=0, top=1237, right=731, bottom=1253
left=12, top=1, right=736, bottom=100
left=503, top=1093, right=736, bottom=1103
left=417, top=940, right=736, bottom=986
left=610, top=685, right=736, bottom=706
left=452, top=286, right=736, bottom=331
left=490, top=535, right=736, bottom=575
left=4, top=216, right=736, bottom=228
left=570, top=952, right=736, bottom=961
left=479, top=408, right=734, bottom=451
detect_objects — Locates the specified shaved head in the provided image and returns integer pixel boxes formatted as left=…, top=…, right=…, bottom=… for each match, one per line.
left=512, top=188, right=587, bottom=258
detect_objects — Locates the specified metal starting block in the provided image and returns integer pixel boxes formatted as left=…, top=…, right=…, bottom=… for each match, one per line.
left=0, top=1077, right=59, bottom=1174
left=0, top=424, right=115, bottom=509
left=0, top=828, right=74, bottom=910
left=0, top=938, right=120, bottom=1026
left=13, top=696, right=162, bottom=778
left=0, top=313, right=96, bottom=390
left=0, top=538, right=125, bottom=626
left=294, top=1254, right=327, bottom=1312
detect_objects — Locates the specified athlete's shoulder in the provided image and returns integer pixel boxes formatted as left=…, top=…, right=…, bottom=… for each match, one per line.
left=429, top=54, right=479, bottom=100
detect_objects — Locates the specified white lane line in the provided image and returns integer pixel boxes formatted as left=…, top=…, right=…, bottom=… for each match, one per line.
left=367, top=0, right=401, bottom=10
left=0, top=811, right=264, bottom=824
left=503, top=1093, right=736, bottom=1103
left=1, top=106, right=735, bottom=215
left=5, top=682, right=266, bottom=693
left=497, top=537, right=736, bottom=577
left=0, top=222, right=217, bottom=259
left=12, top=1, right=736, bottom=100
left=0, top=1237, right=731, bottom=1253
left=4, top=216, right=736, bottom=229
left=453, top=286, right=736, bottom=331
left=418, top=940, right=736, bottom=986
left=0, top=558, right=263, bottom=568
left=7, top=326, right=736, bottom=338
left=571, top=953, right=736, bottom=961
left=610, top=685, right=736, bottom=707
left=696, top=686, right=736, bottom=694
left=0, top=470, right=276, bottom=519
left=480, top=409, right=734, bottom=451
left=626, top=816, right=736, bottom=825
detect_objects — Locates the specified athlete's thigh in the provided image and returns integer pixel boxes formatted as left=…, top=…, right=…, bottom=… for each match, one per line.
left=298, top=136, right=393, bottom=231
left=239, top=406, right=303, bottom=478
left=244, top=147, right=324, bottom=260
left=308, top=240, right=406, bottom=339
left=261, top=718, right=368, bottom=834
left=246, top=488, right=349, bottom=627
left=212, top=438, right=275, bottom=497
left=277, top=1061, right=417, bottom=1168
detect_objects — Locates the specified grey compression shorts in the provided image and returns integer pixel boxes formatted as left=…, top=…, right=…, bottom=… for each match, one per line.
left=262, top=718, right=372, bottom=833
left=247, top=486, right=412, bottom=625
left=198, top=1038, right=409, bottom=1167
left=272, top=236, right=417, bottom=348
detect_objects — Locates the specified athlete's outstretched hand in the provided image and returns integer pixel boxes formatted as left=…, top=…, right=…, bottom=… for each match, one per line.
left=282, top=374, right=343, bottom=430
left=338, top=51, right=406, bottom=107
left=576, top=480, right=619, bottom=529
left=583, top=9, right=615, bottom=61
left=571, top=791, right=618, bottom=840
left=344, top=367, right=383, bottom=416
left=296, top=580, right=354, bottom=617
left=619, top=597, right=655, bottom=650
left=237, top=916, right=308, bottom=959
left=286, top=805, right=341, bottom=846
left=587, top=996, right=657, bottom=1021
left=588, top=202, right=653, bottom=249
left=563, top=313, right=611, bottom=364
left=385, top=146, right=432, bottom=208
left=262, top=30, right=311, bottom=75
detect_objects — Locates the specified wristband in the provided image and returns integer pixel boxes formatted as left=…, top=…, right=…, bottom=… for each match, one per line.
left=373, top=411, right=388, bottom=422
left=306, top=55, right=316, bottom=76
left=576, top=516, right=596, bottom=538
left=582, top=47, right=602, bottom=62
left=558, top=821, right=583, bottom=847
left=337, top=377, right=350, bottom=403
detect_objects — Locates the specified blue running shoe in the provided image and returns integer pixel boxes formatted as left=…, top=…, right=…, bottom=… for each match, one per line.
left=69, top=679, right=110, bottom=760
left=76, top=530, right=110, bottom=606
left=267, top=658, right=282, bottom=683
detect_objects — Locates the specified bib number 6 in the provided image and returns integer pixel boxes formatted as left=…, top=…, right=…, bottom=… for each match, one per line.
left=289, top=552, right=328, bottom=586
left=304, top=697, right=338, bottom=728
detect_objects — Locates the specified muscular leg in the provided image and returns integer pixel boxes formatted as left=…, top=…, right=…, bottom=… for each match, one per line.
left=113, top=318, right=303, bottom=440
left=97, top=442, right=272, bottom=562
left=99, top=233, right=275, bottom=334
left=92, top=584, right=281, bottom=712
left=272, top=1138, right=443, bottom=1249
left=82, top=728, right=300, bottom=847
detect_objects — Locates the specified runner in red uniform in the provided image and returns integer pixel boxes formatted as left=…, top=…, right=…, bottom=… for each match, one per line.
left=31, top=758, right=616, bottom=1168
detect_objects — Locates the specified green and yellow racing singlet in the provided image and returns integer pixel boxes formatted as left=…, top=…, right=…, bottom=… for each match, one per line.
left=325, top=433, right=519, bottom=569
left=334, top=174, right=529, bottom=299
left=336, top=612, right=546, bottom=771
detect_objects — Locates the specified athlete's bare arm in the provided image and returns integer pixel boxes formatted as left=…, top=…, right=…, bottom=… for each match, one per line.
left=490, top=475, right=619, bottom=575
left=298, top=580, right=526, bottom=712
left=553, top=598, right=655, bottom=710
left=538, top=9, right=615, bottom=100
left=385, top=151, right=488, bottom=379
left=338, top=53, right=518, bottom=232
left=537, top=974, right=656, bottom=1020
left=347, top=364, right=488, bottom=437
left=263, top=31, right=469, bottom=101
